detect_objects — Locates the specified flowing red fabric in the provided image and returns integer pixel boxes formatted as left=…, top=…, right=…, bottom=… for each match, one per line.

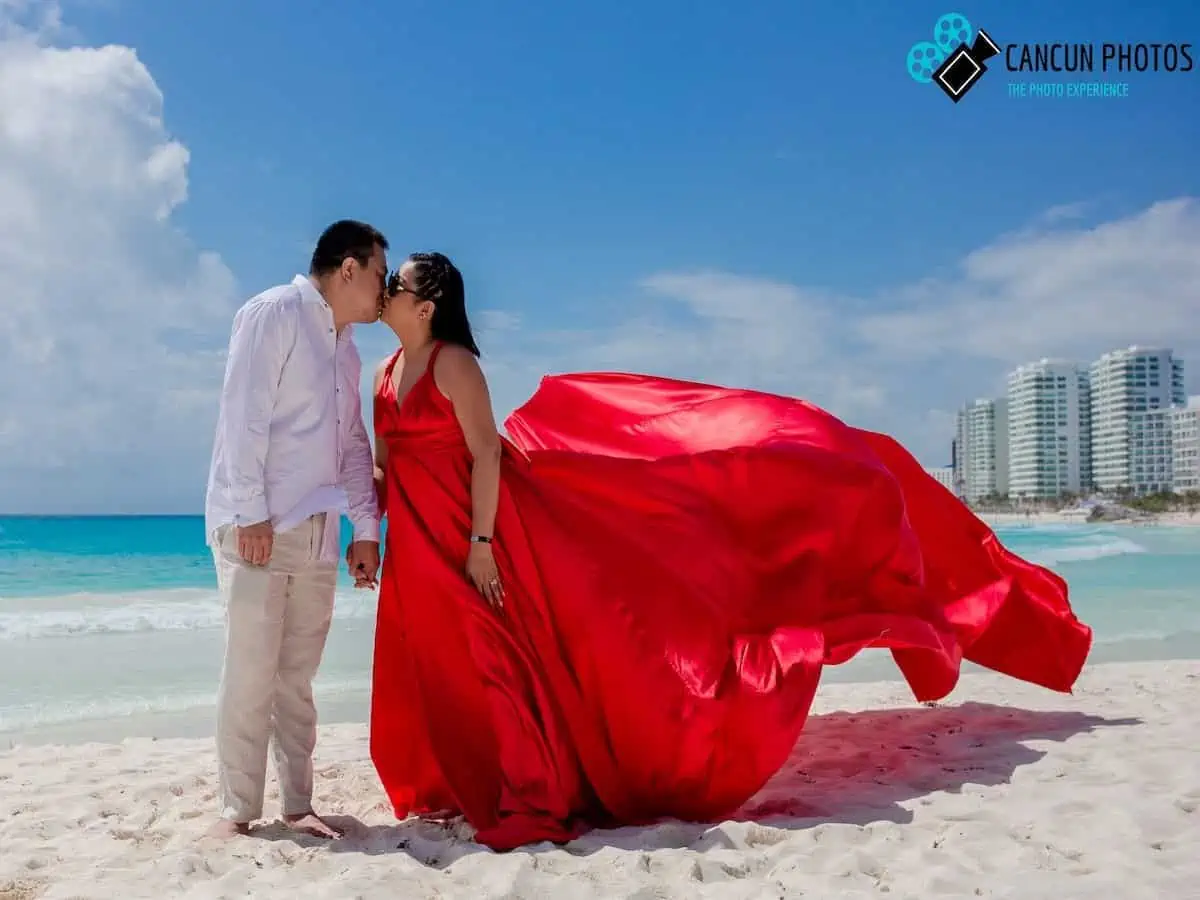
left=370, top=351, right=1092, bottom=851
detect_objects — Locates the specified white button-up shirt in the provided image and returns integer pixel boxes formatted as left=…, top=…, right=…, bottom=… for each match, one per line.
left=204, top=275, right=380, bottom=562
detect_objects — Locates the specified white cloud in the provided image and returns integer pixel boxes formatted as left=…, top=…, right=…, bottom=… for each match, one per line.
left=0, top=2, right=237, bottom=511
left=473, top=271, right=887, bottom=437
left=479, top=198, right=1200, bottom=468
left=858, top=198, right=1200, bottom=364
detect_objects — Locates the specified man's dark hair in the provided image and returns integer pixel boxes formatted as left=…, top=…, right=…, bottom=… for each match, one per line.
left=309, top=220, right=388, bottom=275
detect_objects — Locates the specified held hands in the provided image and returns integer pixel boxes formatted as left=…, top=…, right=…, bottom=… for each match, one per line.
left=466, top=542, right=504, bottom=610
left=346, top=540, right=381, bottom=589
left=236, top=521, right=274, bottom=566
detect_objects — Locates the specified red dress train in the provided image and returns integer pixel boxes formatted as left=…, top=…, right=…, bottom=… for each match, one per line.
left=369, top=346, right=1092, bottom=850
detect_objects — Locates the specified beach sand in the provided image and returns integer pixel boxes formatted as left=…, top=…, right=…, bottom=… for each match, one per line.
left=2, top=660, right=1197, bottom=899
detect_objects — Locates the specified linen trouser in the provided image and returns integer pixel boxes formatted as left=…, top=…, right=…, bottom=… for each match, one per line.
left=212, top=513, right=338, bottom=823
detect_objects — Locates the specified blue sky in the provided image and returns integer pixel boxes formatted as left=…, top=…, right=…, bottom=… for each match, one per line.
left=1, top=0, right=1198, bottom=511
left=73, top=0, right=1199, bottom=290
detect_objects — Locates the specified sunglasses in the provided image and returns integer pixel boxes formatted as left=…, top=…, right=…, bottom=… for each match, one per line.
left=389, top=272, right=436, bottom=303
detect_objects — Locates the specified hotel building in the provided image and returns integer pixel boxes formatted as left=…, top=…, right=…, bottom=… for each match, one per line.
left=1005, top=360, right=1091, bottom=499
left=1089, top=347, right=1186, bottom=494
left=1171, top=397, right=1200, bottom=493
left=924, top=465, right=955, bottom=493
left=954, top=398, right=1009, bottom=502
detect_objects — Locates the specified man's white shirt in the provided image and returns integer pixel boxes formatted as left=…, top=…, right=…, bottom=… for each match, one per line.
left=205, top=275, right=380, bottom=563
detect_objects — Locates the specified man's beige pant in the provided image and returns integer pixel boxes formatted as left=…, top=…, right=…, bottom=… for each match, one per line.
left=212, top=513, right=338, bottom=823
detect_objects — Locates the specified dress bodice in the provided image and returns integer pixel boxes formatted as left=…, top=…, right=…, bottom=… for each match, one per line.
left=374, top=345, right=468, bottom=457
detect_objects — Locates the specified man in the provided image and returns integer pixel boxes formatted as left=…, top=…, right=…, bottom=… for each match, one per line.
left=204, top=220, right=387, bottom=840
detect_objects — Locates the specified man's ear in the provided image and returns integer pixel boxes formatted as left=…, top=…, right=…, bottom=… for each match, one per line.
left=340, top=257, right=357, bottom=282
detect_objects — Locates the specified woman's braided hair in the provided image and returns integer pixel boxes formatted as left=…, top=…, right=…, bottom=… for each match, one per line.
left=387, top=251, right=480, bottom=356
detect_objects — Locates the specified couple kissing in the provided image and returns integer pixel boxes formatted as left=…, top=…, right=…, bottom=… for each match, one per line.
left=203, top=220, right=1092, bottom=849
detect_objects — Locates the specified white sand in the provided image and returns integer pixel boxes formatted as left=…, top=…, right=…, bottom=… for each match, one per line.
left=2, top=660, right=1197, bottom=900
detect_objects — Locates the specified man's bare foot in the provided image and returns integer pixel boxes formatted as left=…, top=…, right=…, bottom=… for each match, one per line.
left=205, top=818, right=250, bottom=840
left=283, top=811, right=343, bottom=839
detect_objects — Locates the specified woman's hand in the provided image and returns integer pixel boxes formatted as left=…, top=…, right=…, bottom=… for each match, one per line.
left=466, top=542, right=504, bottom=610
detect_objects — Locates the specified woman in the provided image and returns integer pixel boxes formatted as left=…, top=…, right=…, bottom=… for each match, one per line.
left=370, top=251, right=1092, bottom=850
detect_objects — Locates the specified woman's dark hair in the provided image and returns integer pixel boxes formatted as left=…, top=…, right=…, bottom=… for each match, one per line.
left=389, top=252, right=480, bottom=357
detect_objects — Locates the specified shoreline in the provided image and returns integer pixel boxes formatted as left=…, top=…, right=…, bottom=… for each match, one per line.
left=979, top=510, right=1200, bottom=527
left=11, top=643, right=1200, bottom=750
left=2, top=659, right=1196, bottom=898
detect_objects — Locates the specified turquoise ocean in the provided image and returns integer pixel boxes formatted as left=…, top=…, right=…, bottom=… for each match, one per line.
left=1, top=516, right=1197, bottom=745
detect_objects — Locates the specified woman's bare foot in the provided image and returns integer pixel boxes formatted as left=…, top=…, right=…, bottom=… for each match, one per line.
left=205, top=818, right=250, bottom=840
left=283, top=811, right=343, bottom=839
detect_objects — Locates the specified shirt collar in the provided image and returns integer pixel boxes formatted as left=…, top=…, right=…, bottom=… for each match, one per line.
left=292, top=274, right=328, bottom=309
left=292, top=274, right=353, bottom=340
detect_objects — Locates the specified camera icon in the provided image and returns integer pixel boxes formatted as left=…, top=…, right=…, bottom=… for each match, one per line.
left=934, top=29, right=1002, bottom=100
left=907, top=14, right=1002, bottom=103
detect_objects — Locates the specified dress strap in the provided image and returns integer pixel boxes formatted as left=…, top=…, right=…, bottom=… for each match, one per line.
left=384, top=347, right=404, bottom=382
left=426, top=341, right=447, bottom=385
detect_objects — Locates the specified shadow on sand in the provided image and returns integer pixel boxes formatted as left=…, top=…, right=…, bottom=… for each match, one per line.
left=251, top=702, right=1139, bottom=867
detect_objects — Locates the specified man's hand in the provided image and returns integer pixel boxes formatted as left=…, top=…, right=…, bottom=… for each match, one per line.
left=345, top=540, right=381, bottom=589
left=236, top=521, right=274, bottom=566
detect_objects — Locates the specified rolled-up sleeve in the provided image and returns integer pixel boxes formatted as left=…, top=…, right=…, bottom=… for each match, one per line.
left=339, top=342, right=381, bottom=542
left=220, top=300, right=293, bottom=525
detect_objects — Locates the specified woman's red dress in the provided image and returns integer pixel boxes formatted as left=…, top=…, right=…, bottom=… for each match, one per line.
left=369, top=345, right=1091, bottom=850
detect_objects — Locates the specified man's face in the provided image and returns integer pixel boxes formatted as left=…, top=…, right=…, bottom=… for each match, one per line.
left=342, top=244, right=388, bottom=323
